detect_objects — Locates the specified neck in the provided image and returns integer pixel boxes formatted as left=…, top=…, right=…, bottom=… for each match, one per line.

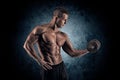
left=49, top=16, right=59, bottom=32
left=53, top=24, right=59, bottom=32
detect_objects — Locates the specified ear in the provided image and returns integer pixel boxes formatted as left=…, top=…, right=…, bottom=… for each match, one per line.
left=55, top=16, right=58, bottom=19
left=55, top=16, right=58, bottom=22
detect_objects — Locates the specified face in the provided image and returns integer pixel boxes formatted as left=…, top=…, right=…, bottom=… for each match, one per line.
left=56, top=13, right=68, bottom=28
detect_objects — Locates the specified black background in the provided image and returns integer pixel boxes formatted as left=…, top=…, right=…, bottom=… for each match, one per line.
left=1, top=0, right=117, bottom=80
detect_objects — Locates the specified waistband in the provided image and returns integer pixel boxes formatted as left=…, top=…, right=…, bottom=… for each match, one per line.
left=51, top=61, right=64, bottom=68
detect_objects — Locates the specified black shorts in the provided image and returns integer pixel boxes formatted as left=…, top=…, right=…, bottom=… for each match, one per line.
left=40, top=61, right=68, bottom=80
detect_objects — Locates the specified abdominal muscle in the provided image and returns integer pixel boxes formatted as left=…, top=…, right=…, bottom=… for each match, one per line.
left=44, top=52, right=63, bottom=65
left=38, top=30, right=65, bottom=65
left=39, top=40, right=63, bottom=65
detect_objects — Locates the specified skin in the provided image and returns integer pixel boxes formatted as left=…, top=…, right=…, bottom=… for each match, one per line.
left=23, top=13, right=89, bottom=70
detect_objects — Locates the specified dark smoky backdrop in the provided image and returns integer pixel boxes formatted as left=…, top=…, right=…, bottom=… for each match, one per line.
left=3, top=0, right=116, bottom=80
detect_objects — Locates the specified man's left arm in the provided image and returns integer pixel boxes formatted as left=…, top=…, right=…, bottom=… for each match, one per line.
left=62, top=36, right=89, bottom=57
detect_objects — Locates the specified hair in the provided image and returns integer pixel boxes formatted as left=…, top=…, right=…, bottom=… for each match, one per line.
left=53, top=7, right=69, bottom=18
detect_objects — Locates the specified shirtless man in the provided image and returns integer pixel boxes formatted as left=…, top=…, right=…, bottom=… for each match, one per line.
left=23, top=7, right=89, bottom=80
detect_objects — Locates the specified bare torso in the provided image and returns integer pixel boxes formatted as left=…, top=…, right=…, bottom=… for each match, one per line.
left=37, top=27, right=66, bottom=65
left=23, top=13, right=89, bottom=70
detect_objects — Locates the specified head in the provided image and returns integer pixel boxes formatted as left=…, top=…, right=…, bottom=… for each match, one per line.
left=53, top=7, right=69, bottom=28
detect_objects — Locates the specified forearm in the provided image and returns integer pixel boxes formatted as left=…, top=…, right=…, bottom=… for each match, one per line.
left=23, top=44, right=41, bottom=61
left=71, top=49, right=89, bottom=57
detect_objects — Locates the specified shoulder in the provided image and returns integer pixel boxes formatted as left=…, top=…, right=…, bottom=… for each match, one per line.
left=32, top=24, right=49, bottom=35
left=59, top=31, right=68, bottom=38
left=59, top=31, right=71, bottom=42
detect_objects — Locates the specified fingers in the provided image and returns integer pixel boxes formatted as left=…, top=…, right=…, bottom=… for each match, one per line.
left=36, top=60, right=52, bottom=70
left=42, top=65, right=47, bottom=70
left=84, top=49, right=89, bottom=54
left=44, top=64, right=52, bottom=70
left=47, top=62, right=53, bottom=65
left=42, top=62, right=52, bottom=70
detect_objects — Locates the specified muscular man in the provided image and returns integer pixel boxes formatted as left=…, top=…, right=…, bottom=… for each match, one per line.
left=23, top=7, right=89, bottom=80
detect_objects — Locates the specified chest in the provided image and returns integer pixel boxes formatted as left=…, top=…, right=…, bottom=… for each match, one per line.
left=41, top=32, right=66, bottom=46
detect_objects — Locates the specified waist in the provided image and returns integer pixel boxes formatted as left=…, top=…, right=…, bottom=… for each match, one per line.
left=51, top=61, right=64, bottom=68
left=44, top=54, right=63, bottom=65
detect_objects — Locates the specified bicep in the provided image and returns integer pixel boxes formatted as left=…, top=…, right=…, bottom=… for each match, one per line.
left=25, top=26, right=41, bottom=45
left=26, top=33, right=38, bottom=44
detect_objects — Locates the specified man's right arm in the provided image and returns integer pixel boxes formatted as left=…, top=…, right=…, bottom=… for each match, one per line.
left=23, top=26, right=41, bottom=62
left=23, top=26, right=52, bottom=70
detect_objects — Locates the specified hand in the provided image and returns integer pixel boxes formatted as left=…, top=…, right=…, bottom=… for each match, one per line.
left=37, top=59, right=52, bottom=70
